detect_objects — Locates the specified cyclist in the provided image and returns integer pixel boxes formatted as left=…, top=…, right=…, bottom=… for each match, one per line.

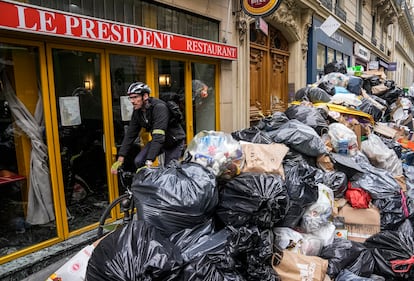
left=111, top=82, right=186, bottom=174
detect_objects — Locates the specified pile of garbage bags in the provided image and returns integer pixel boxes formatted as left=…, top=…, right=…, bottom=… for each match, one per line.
left=86, top=62, right=414, bottom=281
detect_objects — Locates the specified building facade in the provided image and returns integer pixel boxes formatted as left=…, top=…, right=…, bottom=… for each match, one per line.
left=1, top=0, right=414, bottom=275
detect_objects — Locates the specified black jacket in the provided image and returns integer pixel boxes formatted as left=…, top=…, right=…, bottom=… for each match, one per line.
left=118, top=97, right=186, bottom=161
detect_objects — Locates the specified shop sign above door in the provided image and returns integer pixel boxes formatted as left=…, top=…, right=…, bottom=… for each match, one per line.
left=0, top=0, right=238, bottom=60
left=241, top=0, right=283, bottom=17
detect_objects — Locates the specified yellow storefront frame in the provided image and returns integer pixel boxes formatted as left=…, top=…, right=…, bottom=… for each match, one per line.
left=45, top=43, right=115, bottom=239
left=1, top=35, right=222, bottom=265
left=0, top=38, right=63, bottom=265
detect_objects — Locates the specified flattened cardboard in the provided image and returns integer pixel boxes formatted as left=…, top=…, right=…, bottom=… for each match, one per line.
left=337, top=203, right=380, bottom=242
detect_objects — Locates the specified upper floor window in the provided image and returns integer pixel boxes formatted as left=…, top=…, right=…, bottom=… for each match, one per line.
left=23, top=0, right=220, bottom=41
left=357, top=0, right=363, bottom=22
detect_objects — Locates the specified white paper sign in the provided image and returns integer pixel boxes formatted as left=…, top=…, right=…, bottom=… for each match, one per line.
left=320, top=15, right=341, bottom=37
left=120, top=96, right=133, bottom=121
left=59, top=96, right=81, bottom=126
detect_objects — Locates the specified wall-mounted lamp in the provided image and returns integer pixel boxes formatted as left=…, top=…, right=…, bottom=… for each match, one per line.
left=84, top=80, right=91, bottom=90
left=158, top=74, right=171, bottom=87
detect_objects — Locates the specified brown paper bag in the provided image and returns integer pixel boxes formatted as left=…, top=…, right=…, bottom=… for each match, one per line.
left=273, top=251, right=329, bottom=281
left=241, top=142, right=289, bottom=179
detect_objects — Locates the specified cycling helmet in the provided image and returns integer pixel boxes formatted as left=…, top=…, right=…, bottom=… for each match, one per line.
left=127, top=82, right=151, bottom=95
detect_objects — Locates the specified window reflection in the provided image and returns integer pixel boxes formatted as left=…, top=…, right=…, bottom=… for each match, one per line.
left=0, top=43, right=56, bottom=257
left=192, top=63, right=216, bottom=134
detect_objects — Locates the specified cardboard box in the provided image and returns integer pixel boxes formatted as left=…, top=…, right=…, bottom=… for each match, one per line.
left=337, top=203, right=380, bottom=243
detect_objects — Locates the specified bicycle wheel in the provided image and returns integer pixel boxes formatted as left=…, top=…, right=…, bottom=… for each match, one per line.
left=96, top=193, right=132, bottom=238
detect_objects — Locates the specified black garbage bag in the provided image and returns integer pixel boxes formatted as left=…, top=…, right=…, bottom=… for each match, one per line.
left=347, top=76, right=363, bottom=95
left=216, top=173, right=289, bottom=230
left=319, top=170, right=348, bottom=198
left=284, top=104, right=329, bottom=135
left=358, top=97, right=385, bottom=122
left=276, top=162, right=319, bottom=228
left=282, top=148, right=318, bottom=171
left=131, top=161, right=218, bottom=236
left=294, top=87, right=309, bottom=101
left=363, top=78, right=373, bottom=95
left=319, top=238, right=369, bottom=279
left=294, top=87, right=332, bottom=103
left=382, top=137, right=402, bottom=158
left=364, top=219, right=414, bottom=280
left=346, top=248, right=376, bottom=277
left=256, top=111, right=289, bottom=132
left=378, top=87, right=403, bottom=106
left=352, top=152, right=412, bottom=229
left=173, top=224, right=279, bottom=281
left=307, top=87, right=332, bottom=103
left=324, top=60, right=347, bottom=74
left=170, top=219, right=216, bottom=256
left=318, top=80, right=336, bottom=96
left=270, top=119, right=328, bottom=157
left=229, top=227, right=280, bottom=281
left=329, top=153, right=365, bottom=179
left=231, top=126, right=272, bottom=144
left=86, top=220, right=183, bottom=281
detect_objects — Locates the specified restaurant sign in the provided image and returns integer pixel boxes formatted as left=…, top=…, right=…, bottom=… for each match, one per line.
left=0, top=0, right=238, bottom=60
left=241, top=0, right=283, bottom=17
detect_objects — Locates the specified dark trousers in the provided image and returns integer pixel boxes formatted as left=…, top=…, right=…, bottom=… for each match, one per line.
left=134, top=140, right=184, bottom=168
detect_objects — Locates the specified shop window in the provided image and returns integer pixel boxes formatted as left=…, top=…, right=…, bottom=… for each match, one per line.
left=51, top=48, right=108, bottom=233
left=336, top=51, right=343, bottom=62
left=154, top=59, right=186, bottom=133
left=191, top=63, right=216, bottom=135
left=344, top=54, right=350, bottom=67
left=0, top=42, right=56, bottom=258
left=317, top=44, right=326, bottom=71
left=109, top=54, right=147, bottom=175
left=327, top=47, right=335, bottom=64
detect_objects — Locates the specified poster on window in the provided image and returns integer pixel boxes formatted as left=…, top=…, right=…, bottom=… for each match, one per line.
left=59, top=96, right=81, bottom=126
left=120, top=96, right=133, bottom=121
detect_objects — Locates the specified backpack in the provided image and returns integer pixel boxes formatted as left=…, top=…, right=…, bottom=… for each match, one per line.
left=166, top=100, right=184, bottom=125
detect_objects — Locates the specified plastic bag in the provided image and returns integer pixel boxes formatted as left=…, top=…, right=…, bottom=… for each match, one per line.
left=330, top=93, right=362, bottom=107
left=328, top=123, right=359, bottom=156
left=216, top=173, right=289, bottom=229
left=257, top=111, right=289, bottom=132
left=301, top=184, right=334, bottom=233
left=86, top=220, right=183, bottom=281
left=184, top=130, right=244, bottom=178
left=284, top=104, right=329, bottom=135
left=320, top=170, right=347, bottom=198
left=277, top=162, right=319, bottom=228
left=132, top=161, right=218, bottom=236
left=364, top=220, right=414, bottom=279
left=273, top=227, right=324, bottom=256
left=231, top=126, right=273, bottom=144
left=319, top=238, right=367, bottom=279
left=271, top=119, right=328, bottom=157
left=319, top=72, right=349, bottom=87
left=361, top=133, right=403, bottom=176
left=324, top=61, right=347, bottom=75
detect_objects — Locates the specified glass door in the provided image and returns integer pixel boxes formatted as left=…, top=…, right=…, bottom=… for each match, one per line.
left=191, top=62, right=217, bottom=135
left=109, top=53, right=146, bottom=188
left=48, top=47, right=108, bottom=233
left=0, top=41, right=57, bottom=261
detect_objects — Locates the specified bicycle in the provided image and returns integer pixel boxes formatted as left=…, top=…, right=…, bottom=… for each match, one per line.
left=96, top=167, right=142, bottom=238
